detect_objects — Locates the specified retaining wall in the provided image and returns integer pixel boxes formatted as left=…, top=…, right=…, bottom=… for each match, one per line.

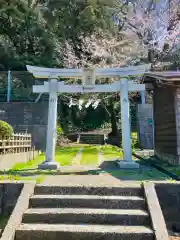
left=155, top=183, right=180, bottom=231
left=0, top=102, right=48, bottom=151
left=0, top=183, right=23, bottom=216
left=0, top=150, right=39, bottom=171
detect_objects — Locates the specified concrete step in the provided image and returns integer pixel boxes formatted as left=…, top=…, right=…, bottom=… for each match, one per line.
left=23, top=208, right=150, bottom=226
left=29, top=195, right=145, bottom=209
left=34, top=184, right=143, bottom=196
left=79, top=134, right=104, bottom=144
left=15, top=223, right=154, bottom=240
left=79, top=141, right=103, bottom=144
left=80, top=137, right=102, bottom=140
left=80, top=135, right=103, bottom=139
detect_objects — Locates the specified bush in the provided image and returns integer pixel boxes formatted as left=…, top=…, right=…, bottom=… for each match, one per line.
left=57, top=124, right=64, bottom=135
left=0, top=120, right=13, bottom=138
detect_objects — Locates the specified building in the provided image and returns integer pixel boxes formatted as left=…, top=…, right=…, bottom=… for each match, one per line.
left=143, top=71, right=180, bottom=165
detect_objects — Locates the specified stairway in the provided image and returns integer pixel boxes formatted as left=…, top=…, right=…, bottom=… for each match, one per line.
left=79, top=134, right=105, bottom=145
left=15, top=184, right=154, bottom=240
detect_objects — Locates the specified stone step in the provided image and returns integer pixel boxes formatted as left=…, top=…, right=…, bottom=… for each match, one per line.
left=79, top=141, right=103, bottom=144
left=80, top=134, right=103, bottom=138
left=35, top=185, right=143, bottom=196
left=80, top=137, right=103, bottom=140
left=29, top=195, right=145, bottom=209
left=79, top=141, right=102, bottom=144
left=15, top=223, right=154, bottom=240
left=79, top=134, right=104, bottom=144
left=23, top=208, right=150, bottom=226
left=80, top=136, right=103, bottom=139
left=80, top=137, right=102, bottom=139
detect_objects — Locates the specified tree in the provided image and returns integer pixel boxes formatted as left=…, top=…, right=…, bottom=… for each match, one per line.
left=1, top=0, right=169, bottom=135
left=116, top=0, right=180, bottom=67
left=0, top=0, right=59, bottom=70
left=62, top=29, right=145, bottom=134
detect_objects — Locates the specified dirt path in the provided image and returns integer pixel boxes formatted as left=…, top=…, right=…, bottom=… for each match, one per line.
left=72, top=148, right=83, bottom=165
left=98, top=148, right=104, bottom=165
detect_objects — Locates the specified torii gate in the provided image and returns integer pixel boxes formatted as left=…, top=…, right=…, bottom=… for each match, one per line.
left=27, top=64, right=150, bottom=170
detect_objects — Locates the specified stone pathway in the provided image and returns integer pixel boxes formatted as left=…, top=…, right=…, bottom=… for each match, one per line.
left=72, top=148, right=83, bottom=165
left=42, top=174, right=140, bottom=186
left=98, top=148, right=104, bottom=165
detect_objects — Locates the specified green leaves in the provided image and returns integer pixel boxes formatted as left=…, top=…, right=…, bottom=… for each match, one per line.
left=0, top=120, right=14, bottom=139
left=0, top=0, right=123, bottom=71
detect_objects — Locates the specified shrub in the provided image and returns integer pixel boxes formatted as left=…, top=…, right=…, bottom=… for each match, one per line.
left=57, top=124, right=64, bottom=135
left=0, top=120, right=13, bottom=138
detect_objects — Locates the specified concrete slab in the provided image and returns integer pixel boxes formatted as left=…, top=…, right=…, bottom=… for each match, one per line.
left=42, top=175, right=142, bottom=187
left=38, top=161, right=60, bottom=170
left=117, top=161, right=140, bottom=169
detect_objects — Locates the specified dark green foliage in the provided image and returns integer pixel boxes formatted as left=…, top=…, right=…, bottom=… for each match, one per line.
left=0, top=0, right=141, bottom=134
left=0, top=120, right=13, bottom=138
left=0, top=0, right=119, bottom=70
left=58, top=98, right=109, bottom=132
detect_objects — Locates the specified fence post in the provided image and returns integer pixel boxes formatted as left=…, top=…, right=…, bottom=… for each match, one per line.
left=7, top=70, right=12, bottom=102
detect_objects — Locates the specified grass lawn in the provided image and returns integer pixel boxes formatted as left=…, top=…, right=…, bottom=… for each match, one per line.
left=11, top=146, right=80, bottom=170
left=141, top=155, right=180, bottom=177
left=0, top=215, right=9, bottom=233
left=103, top=168, right=169, bottom=181
left=0, top=144, right=171, bottom=183
left=101, top=145, right=123, bottom=160
left=80, top=146, right=99, bottom=165
left=166, top=167, right=180, bottom=176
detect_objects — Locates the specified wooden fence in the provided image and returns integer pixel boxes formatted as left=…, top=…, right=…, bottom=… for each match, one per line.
left=0, top=133, right=33, bottom=154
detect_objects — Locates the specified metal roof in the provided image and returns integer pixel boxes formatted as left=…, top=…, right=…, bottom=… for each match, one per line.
left=143, top=71, right=180, bottom=82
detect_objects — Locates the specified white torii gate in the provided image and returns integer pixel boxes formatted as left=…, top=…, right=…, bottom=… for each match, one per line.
left=27, top=64, right=150, bottom=170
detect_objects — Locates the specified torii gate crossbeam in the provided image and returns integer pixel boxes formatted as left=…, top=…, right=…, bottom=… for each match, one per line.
left=27, top=64, right=150, bottom=170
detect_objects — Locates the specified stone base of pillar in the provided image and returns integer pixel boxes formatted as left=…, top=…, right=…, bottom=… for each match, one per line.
left=117, top=160, right=139, bottom=169
left=38, top=161, right=60, bottom=170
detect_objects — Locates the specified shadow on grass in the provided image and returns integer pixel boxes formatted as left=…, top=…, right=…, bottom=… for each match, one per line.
left=99, top=160, right=170, bottom=181
left=138, top=155, right=180, bottom=178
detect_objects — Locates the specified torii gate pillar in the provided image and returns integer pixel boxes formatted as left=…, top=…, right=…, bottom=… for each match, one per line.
left=38, top=79, right=60, bottom=170
left=119, top=79, right=139, bottom=169
left=27, top=64, right=150, bottom=170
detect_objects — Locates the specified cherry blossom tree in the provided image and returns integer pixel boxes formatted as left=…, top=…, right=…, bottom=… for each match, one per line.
left=63, top=31, right=146, bottom=68
left=118, top=0, right=180, bottom=66
left=60, top=0, right=180, bottom=134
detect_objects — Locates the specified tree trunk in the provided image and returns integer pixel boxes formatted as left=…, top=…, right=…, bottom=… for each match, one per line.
left=109, top=98, right=118, bottom=136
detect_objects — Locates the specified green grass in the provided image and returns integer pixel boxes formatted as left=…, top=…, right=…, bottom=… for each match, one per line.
left=80, top=146, right=99, bottom=165
left=11, top=154, right=45, bottom=171
left=101, top=145, right=123, bottom=160
left=142, top=156, right=180, bottom=177
left=106, top=168, right=169, bottom=181
left=0, top=144, right=171, bottom=183
left=0, top=215, right=9, bottom=230
left=54, top=147, right=80, bottom=166
left=157, top=165, right=180, bottom=176
left=167, top=167, right=180, bottom=176
left=11, top=146, right=80, bottom=170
